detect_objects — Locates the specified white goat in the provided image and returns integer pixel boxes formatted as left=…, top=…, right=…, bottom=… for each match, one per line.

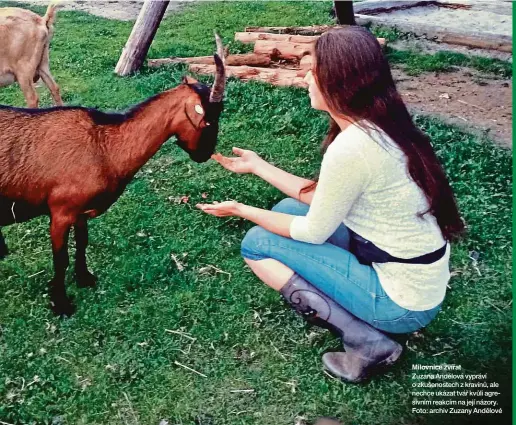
left=0, top=3, right=63, bottom=108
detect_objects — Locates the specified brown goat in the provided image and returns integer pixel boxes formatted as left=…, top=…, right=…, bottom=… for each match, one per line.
left=0, top=34, right=226, bottom=316
left=0, top=3, right=63, bottom=108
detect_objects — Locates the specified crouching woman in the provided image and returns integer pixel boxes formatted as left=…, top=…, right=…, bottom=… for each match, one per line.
left=196, top=27, right=464, bottom=383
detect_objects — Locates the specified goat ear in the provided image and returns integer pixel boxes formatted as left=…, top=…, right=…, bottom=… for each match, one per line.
left=185, top=97, right=206, bottom=129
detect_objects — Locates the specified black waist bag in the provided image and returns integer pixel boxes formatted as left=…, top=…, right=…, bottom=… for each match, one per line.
left=349, top=230, right=447, bottom=266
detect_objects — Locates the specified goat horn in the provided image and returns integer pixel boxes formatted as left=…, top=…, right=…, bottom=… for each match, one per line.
left=209, top=31, right=226, bottom=103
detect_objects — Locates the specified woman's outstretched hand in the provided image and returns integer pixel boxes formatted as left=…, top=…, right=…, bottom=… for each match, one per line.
left=211, top=147, right=262, bottom=174
left=196, top=200, right=242, bottom=217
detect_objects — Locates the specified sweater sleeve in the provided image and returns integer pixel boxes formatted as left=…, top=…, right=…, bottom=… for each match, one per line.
left=289, top=137, right=372, bottom=244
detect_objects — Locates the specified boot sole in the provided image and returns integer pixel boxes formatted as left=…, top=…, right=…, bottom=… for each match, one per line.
left=323, top=344, right=404, bottom=384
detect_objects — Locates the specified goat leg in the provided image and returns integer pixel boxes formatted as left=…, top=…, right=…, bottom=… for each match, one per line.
left=0, top=228, right=8, bottom=259
left=48, top=212, right=75, bottom=317
left=74, top=218, right=97, bottom=288
left=38, top=46, right=63, bottom=106
left=16, top=72, right=39, bottom=108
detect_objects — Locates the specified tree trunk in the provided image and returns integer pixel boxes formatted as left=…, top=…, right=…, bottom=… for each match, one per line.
left=189, top=64, right=308, bottom=88
left=115, top=0, right=169, bottom=76
left=148, top=53, right=271, bottom=68
left=333, top=1, right=356, bottom=25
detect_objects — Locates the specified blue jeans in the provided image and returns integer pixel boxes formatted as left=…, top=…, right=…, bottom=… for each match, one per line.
left=241, top=198, right=441, bottom=334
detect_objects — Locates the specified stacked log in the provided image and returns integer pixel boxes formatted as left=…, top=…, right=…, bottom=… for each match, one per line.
left=189, top=64, right=308, bottom=88
left=239, top=30, right=386, bottom=46
left=148, top=53, right=272, bottom=68
left=234, top=32, right=320, bottom=44
left=147, top=28, right=386, bottom=88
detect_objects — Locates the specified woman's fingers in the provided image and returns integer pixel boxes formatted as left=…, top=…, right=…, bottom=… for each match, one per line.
left=196, top=203, right=229, bottom=217
left=196, top=202, right=220, bottom=210
left=219, top=157, right=235, bottom=166
left=212, top=153, right=235, bottom=162
left=212, top=153, right=237, bottom=170
left=211, top=153, right=223, bottom=163
left=211, top=153, right=226, bottom=163
left=232, top=147, right=244, bottom=156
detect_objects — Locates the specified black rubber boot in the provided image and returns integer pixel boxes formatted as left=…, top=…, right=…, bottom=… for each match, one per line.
left=280, top=273, right=403, bottom=383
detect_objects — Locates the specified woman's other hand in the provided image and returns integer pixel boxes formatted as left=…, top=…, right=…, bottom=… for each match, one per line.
left=211, top=147, right=262, bottom=174
left=196, top=200, right=242, bottom=217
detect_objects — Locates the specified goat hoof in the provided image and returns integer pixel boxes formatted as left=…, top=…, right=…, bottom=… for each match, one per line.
left=50, top=296, right=76, bottom=317
left=76, top=271, right=97, bottom=288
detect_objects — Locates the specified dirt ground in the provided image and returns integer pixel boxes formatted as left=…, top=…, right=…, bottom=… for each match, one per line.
left=371, top=0, right=512, bottom=37
left=390, top=37, right=512, bottom=63
left=11, top=0, right=190, bottom=20
left=394, top=68, right=512, bottom=148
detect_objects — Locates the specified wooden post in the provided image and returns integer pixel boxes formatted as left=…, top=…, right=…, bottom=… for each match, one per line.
left=333, top=1, right=356, bottom=25
left=115, top=0, right=169, bottom=76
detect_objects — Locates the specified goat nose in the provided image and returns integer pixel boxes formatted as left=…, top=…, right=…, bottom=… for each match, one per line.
left=191, top=152, right=211, bottom=163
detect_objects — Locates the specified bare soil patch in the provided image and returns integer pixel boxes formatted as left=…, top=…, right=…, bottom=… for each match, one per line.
left=10, top=0, right=190, bottom=21
left=393, top=68, right=512, bottom=148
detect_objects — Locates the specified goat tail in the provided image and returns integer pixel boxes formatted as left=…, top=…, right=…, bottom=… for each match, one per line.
left=43, top=1, right=59, bottom=29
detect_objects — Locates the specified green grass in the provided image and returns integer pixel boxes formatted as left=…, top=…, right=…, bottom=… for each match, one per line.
left=368, top=24, right=405, bottom=43
left=386, top=48, right=513, bottom=78
left=0, top=2, right=512, bottom=425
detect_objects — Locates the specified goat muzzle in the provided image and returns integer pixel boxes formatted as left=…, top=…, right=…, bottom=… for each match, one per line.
left=189, top=101, right=224, bottom=163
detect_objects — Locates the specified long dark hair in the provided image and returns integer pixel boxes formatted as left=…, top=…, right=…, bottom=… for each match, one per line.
left=301, top=26, right=464, bottom=241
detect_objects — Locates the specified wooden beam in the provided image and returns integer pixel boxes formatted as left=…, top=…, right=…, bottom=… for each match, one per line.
left=148, top=53, right=271, bottom=68
left=189, top=64, right=308, bottom=88
left=115, top=0, right=169, bottom=76
left=354, top=14, right=512, bottom=52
